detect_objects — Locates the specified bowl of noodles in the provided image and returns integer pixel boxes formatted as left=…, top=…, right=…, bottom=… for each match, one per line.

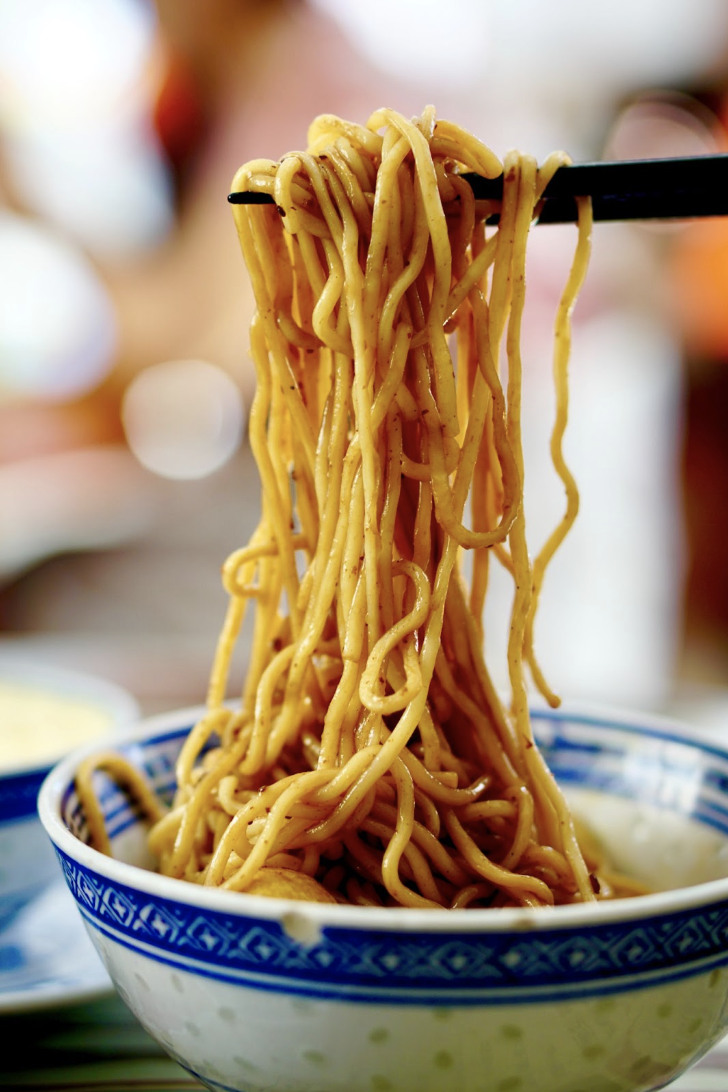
left=39, top=701, right=728, bottom=1092
left=34, top=105, right=728, bottom=1089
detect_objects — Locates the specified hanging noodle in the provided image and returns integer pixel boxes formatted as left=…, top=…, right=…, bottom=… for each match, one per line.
left=77, top=107, right=644, bottom=908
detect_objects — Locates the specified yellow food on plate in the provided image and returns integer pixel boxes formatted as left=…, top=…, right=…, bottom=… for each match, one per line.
left=0, top=680, right=112, bottom=770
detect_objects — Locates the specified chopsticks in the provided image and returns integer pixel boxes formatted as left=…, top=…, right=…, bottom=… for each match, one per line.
left=228, top=153, right=728, bottom=224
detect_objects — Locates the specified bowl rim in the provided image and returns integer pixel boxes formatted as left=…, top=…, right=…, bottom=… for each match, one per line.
left=38, top=701, right=728, bottom=934
left=0, top=658, right=140, bottom=778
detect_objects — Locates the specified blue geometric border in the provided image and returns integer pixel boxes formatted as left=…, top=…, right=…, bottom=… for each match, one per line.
left=55, top=846, right=728, bottom=1005
left=532, top=709, right=728, bottom=838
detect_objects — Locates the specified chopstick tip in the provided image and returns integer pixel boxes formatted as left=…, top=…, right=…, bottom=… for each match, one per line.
left=228, top=191, right=275, bottom=205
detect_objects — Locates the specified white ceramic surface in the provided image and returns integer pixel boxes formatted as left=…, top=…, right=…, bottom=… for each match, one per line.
left=0, top=659, right=139, bottom=930
left=0, top=880, right=112, bottom=1014
left=39, top=704, right=728, bottom=1092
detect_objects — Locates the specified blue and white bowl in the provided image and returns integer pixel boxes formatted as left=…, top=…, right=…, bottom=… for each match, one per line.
left=0, top=659, right=138, bottom=930
left=39, top=704, right=728, bottom=1092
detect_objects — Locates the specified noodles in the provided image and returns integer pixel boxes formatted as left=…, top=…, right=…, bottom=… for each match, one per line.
left=78, top=107, right=633, bottom=908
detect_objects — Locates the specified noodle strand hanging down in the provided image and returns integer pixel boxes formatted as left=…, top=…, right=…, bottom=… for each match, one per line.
left=79, top=107, right=624, bottom=908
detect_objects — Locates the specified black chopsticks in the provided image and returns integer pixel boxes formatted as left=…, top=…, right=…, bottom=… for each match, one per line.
left=228, top=153, right=728, bottom=224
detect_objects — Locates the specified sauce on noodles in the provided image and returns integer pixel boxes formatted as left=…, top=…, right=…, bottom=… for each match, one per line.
left=77, top=107, right=645, bottom=908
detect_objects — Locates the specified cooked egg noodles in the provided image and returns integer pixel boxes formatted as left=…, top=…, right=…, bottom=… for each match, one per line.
left=78, top=107, right=633, bottom=907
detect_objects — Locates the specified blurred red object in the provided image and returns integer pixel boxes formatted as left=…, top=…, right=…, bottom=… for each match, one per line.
left=670, top=217, right=728, bottom=358
left=668, top=91, right=728, bottom=359
left=152, top=51, right=206, bottom=178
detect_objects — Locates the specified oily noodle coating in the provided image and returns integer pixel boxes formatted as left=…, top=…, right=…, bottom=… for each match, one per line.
left=78, top=107, right=607, bottom=908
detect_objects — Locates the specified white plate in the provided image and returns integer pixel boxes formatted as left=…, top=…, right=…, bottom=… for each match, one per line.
left=0, top=880, right=112, bottom=1014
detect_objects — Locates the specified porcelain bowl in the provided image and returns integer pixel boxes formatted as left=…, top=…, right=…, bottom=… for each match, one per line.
left=0, top=659, right=138, bottom=930
left=39, top=703, right=728, bottom=1092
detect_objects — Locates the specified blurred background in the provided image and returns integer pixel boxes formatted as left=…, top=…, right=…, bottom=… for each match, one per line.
left=2, top=0, right=728, bottom=723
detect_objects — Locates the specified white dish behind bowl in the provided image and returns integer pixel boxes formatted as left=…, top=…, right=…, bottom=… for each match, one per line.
left=0, top=659, right=139, bottom=930
left=0, top=880, right=112, bottom=1013
left=39, top=704, right=728, bottom=1092
left=0, top=659, right=139, bottom=775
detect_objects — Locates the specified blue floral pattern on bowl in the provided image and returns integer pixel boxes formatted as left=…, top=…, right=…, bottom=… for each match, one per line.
left=55, top=842, right=728, bottom=1006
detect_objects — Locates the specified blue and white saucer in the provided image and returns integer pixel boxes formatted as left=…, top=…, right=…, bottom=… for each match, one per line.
left=0, top=880, right=112, bottom=1014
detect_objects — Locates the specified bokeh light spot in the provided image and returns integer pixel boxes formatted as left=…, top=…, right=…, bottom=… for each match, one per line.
left=0, top=210, right=116, bottom=400
left=122, top=360, right=245, bottom=480
left=0, top=0, right=157, bottom=129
